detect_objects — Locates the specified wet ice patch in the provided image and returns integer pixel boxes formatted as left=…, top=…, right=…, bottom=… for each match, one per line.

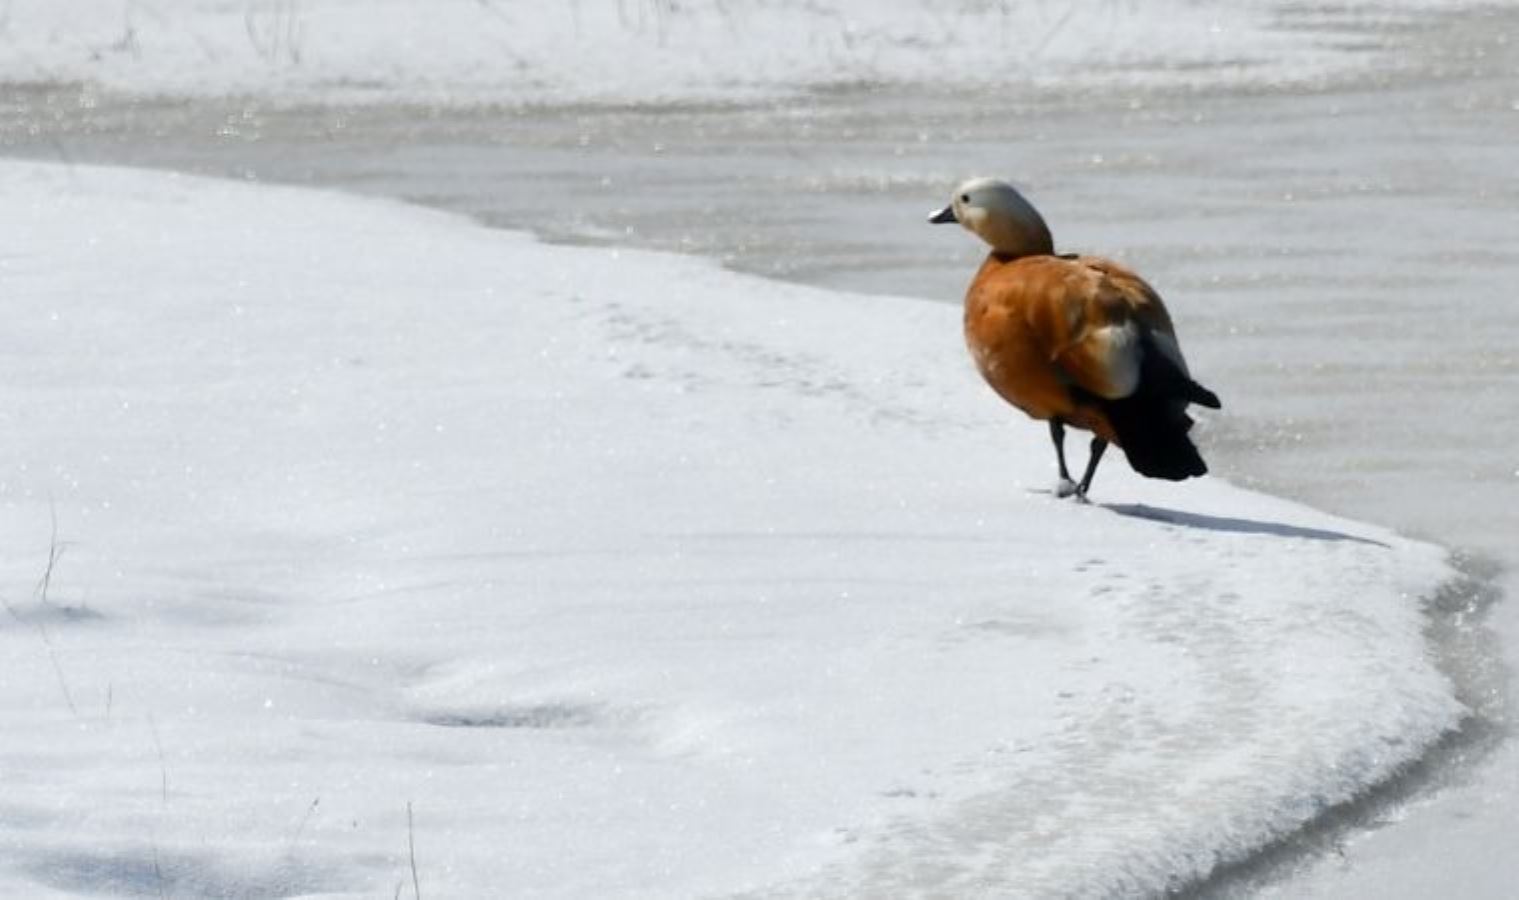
left=422, top=703, right=602, bottom=731
left=402, top=661, right=637, bottom=735
left=18, top=847, right=337, bottom=899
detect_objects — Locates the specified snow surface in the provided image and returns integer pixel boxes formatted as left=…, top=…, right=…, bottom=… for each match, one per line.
left=0, top=160, right=1464, bottom=896
left=0, top=0, right=1459, bottom=105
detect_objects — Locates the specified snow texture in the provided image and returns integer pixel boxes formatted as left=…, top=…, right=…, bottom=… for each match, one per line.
left=0, top=160, right=1463, bottom=896
left=0, top=0, right=1457, bottom=105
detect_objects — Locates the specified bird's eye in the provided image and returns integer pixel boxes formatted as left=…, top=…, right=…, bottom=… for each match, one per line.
left=960, top=193, right=970, bottom=203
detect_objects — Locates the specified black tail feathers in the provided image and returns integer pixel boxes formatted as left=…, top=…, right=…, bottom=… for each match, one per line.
left=1102, top=340, right=1219, bottom=481
left=1104, top=394, right=1208, bottom=480
left=1185, top=379, right=1222, bottom=410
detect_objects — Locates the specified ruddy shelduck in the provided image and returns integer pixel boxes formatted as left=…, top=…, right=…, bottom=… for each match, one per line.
left=930, top=177, right=1220, bottom=499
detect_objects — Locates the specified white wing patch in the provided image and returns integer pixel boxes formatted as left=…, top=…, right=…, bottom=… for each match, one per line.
left=1092, top=322, right=1141, bottom=398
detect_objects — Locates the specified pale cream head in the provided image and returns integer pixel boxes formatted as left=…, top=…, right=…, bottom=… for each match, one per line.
left=929, top=177, right=1054, bottom=258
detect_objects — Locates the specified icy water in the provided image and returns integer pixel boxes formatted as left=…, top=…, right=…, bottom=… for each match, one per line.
left=2, top=4, right=1517, bottom=893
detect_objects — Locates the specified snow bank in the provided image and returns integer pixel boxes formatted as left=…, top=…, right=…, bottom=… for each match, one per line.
left=0, top=0, right=1456, bottom=105
left=0, top=160, right=1462, bottom=896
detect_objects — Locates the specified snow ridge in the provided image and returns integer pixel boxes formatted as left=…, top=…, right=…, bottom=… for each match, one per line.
left=0, top=0, right=1451, bottom=105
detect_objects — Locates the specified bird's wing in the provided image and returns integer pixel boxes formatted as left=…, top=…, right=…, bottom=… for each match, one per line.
left=1011, top=256, right=1158, bottom=401
left=1046, top=257, right=1220, bottom=409
left=1080, top=257, right=1176, bottom=334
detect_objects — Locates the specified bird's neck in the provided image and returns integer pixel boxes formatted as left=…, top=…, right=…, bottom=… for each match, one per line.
left=987, top=232, right=1054, bottom=259
left=980, top=210, right=1054, bottom=258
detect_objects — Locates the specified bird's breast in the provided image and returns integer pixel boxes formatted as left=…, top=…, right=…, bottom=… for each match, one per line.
left=964, top=290, right=1069, bottom=421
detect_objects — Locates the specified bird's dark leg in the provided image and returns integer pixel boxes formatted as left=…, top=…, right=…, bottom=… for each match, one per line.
left=1075, top=437, right=1109, bottom=501
left=1050, top=419, right=1079, bottom=498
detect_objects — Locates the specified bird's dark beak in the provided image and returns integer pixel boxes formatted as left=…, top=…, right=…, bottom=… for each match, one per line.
left=928, top=205, right=957, bottom=225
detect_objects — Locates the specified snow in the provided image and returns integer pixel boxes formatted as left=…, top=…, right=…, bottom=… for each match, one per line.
left=0, top=0, right=1460, bottom=105
left=0, top=159, right=1464, bottom=896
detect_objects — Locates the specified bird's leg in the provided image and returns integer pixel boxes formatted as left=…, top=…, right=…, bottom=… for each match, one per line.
left=1049, top=419, right=1079, bottom=498
left=1075, top=437, right=1109, bottom=502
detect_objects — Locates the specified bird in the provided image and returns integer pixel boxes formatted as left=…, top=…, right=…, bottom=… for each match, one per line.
left=929, top=177, right=1220, bottom=500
